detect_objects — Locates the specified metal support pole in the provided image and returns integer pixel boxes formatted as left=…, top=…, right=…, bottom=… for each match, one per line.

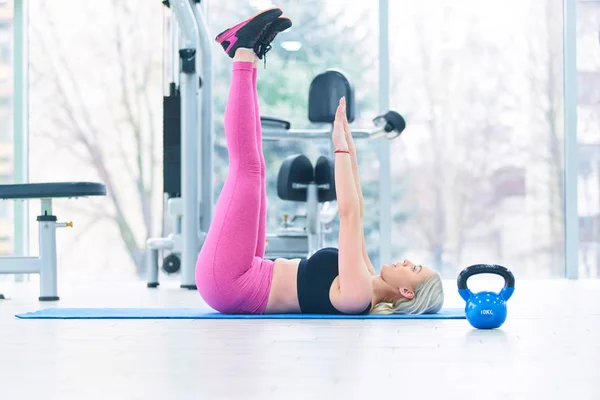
left=378, top=0, right=392, bottom=266
left=170, top=0, right=200, bottom=288
left=38, top=199, right=58, bottom=300
left=13, top=0, right=29, bottom=282
left=191, top=0, right=214, bottom=238
left=563, top=0, right=578, bottom=279
left=306, top=184, right=320, bottom=255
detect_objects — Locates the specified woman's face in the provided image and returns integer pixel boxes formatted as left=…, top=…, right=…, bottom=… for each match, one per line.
left=380, top=259, right=436, bottom=299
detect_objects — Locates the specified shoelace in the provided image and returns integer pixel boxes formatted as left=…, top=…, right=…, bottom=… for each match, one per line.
left=253, top=40, right=273, bottom=68
left=252, top=25, right=273, bottom=68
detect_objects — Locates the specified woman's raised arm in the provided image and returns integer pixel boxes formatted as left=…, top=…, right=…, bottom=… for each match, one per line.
left=341, top=102, right=376, bottom=276
left=331, top=98, right=372, bottom=313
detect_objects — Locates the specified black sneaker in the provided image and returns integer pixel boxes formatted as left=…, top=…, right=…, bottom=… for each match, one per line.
left=254, top=17, right=293, bottom=60
left=215, top=8, right=283, bottom=58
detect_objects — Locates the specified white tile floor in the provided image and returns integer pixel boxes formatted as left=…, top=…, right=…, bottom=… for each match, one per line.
left=0, top=278, right=599, bottom=400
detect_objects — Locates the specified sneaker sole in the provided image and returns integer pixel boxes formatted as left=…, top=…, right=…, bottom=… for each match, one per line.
left=215, top=7, right=283, bottom=42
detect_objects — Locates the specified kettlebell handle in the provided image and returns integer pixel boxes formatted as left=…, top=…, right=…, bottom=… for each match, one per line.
left=457, top=264, right=515, bottom=301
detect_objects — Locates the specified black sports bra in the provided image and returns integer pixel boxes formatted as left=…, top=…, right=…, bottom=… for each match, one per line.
left=296, top=247, right=371, bottom=314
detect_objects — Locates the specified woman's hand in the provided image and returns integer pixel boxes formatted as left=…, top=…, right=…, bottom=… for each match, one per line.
left=338, top=98, right=364, bottom=218
left=340, top=98, right=356, bottom=155
left=332, top=98, right=349, bottom=151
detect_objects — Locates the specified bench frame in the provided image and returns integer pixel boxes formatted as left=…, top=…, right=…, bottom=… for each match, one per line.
left=0, top=198, right=65, bottom=300
left=0, top=182, right=106, bottom=300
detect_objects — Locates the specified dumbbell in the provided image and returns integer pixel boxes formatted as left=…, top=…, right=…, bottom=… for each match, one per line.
left=372, top=111, right=406, bottom=139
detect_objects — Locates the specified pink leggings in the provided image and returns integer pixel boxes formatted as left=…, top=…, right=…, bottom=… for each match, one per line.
left=195, top=62, right=274, bottom=314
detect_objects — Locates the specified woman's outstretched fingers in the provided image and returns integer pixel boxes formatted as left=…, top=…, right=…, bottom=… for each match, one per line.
left=340, top=98, right=354, bottom=151
left=342, top=104, right=349, bottom=126
left=334, top=100, right=344, bottom=124
left=333, top=99, right=349, bottom=149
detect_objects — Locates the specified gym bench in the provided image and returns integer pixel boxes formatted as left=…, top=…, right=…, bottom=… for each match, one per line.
left=0, top=182, right=106, bottom=301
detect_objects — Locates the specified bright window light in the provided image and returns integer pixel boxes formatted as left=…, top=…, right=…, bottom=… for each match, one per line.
left=280, top=40, right=302, bottom=52
left=248, top=0, right=275, bottom=10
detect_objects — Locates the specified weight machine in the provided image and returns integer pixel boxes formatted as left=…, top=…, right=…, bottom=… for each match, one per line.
left=262, top=70, right=406, bottom=260
left=146, top=0, right=213, bottom=289
left=145, top=6, right=406, bottom=286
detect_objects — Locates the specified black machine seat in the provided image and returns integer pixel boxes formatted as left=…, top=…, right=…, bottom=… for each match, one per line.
left=0, top=182, right=107, bottom=200
left=277, top=155, right=336, bottom=203
left=261, top=116, right=291, bottom=130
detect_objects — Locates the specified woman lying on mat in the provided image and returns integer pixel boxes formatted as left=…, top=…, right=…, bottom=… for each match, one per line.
left=195, top=7, right=444, bottom=315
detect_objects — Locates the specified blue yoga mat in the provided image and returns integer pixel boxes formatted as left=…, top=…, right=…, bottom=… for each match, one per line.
left=16, top=308, right=465, bottom=320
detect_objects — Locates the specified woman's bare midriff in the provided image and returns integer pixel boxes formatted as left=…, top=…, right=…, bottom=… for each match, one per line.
left=264, top=258, right=302, bottom=313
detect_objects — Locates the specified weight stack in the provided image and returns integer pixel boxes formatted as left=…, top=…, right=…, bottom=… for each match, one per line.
left=163, top=83, right=181, bottom=198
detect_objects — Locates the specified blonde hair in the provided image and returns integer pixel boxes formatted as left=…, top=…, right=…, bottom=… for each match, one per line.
left=371, top=273, right=444, bottom=315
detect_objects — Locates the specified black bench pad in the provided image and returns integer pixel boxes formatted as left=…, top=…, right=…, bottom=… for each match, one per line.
left=0, top=182, right=107, bottom=200
left=261, top=116, right=291, bottom=130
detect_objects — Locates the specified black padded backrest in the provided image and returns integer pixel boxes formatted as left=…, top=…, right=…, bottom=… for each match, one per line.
left=308, top=69, right=356, bottom=124
left=314, top=156, right=336, bottom=202
left=277, top=154, right=314, bottom=202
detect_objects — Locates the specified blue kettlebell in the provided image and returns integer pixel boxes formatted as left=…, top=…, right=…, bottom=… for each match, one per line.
left=457, top=264, right=515, bottom=329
